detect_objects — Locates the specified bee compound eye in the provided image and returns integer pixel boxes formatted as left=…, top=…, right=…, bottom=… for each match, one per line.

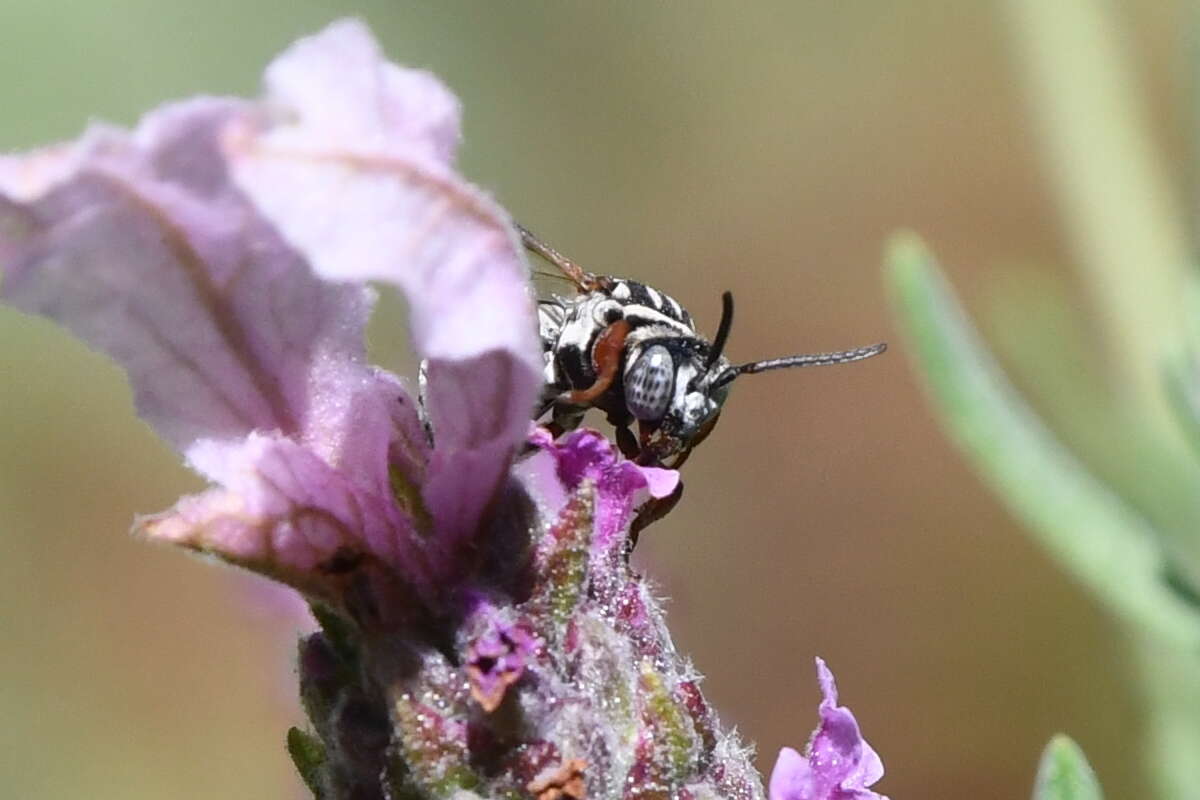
left=625, top=344, right=675, bottom=421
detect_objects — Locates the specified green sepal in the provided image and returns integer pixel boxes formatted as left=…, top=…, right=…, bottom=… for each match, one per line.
left=529, top=482, right=595, bottom=626
left=308, top=601, right=361, bottom=666
left=287, top=726, right=328, bottom=799
left=639, top=663, right=699, bottom=783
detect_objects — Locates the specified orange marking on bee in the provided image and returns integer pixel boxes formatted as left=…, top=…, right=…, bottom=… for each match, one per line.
left=563, top=319, right=630, bottom=405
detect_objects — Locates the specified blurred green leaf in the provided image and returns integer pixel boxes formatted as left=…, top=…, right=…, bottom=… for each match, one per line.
left=984, top=273, right=1200, bottom=590
left=286, top=727, right=326, bottom=799
left=1165, top=352, right=1200, bottom=465
left=1033, top=735, right=1102, bottom=800
left=885, top=232, right=1200, bottom=648
left=1004, top=0, right=1191, bottom=434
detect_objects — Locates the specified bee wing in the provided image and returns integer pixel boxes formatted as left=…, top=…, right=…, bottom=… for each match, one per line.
left=531, top=266, right=579, bottom=291
left=517, top=223, right=604, bottom=293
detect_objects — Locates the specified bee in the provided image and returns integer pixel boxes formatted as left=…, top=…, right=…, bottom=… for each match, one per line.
left=521, top=224, right=886, bottom=474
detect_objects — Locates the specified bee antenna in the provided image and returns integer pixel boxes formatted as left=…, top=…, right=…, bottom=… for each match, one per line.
left=714, top=342, right=887, bottom=388
left=704, top=291, right=735, bottom=372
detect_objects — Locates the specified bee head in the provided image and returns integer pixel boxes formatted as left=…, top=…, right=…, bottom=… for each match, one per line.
left=623, top=292, right=737, bottom=443
left=623, top=291, right=886, bottom=454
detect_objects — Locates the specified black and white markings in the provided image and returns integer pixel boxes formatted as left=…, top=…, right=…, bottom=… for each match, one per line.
left=606, top=278, right=691, bottom=327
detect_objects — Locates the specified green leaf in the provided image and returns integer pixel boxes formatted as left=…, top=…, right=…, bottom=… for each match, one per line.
left=1033, top=735, right=1103, bottom=800
left=983, top=274, right=1200, bottom=591
left=1164, top=351, right=1200, bottom=464
left=885, top=232, right=1200, bottom=648
left=287, top=726, right=327, bottom=799
left=1004, top=0, right=1191, bottom=433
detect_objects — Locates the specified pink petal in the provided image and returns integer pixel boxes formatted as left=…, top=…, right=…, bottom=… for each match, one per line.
left=0, top=99, right=407, bottom=500
left=255, top=18, right=460, bottom=165
left=139, top=432, right=418, bottom=601
left=810, top=659, right=885, bottom=793
left=768, top=659, right=888, bottom=800
left=226, top=19, right=541, bottom=549
left=512, top=427, right=570, bottom=525
left=523, top=428, right=681, bottom=554
left=769, top=746, right=815, bottom=800
left=420, top=354, right=534, bottom=555
left=640, top=466, right=682, bottom=500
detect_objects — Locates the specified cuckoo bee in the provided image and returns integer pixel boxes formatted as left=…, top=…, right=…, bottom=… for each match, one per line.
left=521, top=225, right=886, bottom=471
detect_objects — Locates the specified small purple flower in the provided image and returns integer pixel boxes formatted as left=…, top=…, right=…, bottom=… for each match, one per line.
left=525, top=426, right=679, bottom=556
left=769, top=659, right=888, bottom=800
left=464, top=607, right=538, bottom=713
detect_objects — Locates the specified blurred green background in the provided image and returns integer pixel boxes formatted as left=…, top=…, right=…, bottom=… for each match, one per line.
left=1, top=2, right=1189, bottom=797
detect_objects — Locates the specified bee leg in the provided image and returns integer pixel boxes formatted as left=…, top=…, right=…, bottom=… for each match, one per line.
left=525, top=408, right=575, bottom=456
left=416, top=360, right=434, bottom=446
left=663, top=447, right=692, bottom=471
left=615, top=425, right=640, bottom=460
left=687, top=411, right=721, bottom=452
left=561, top=320, right=631, bottom=405
left=627, top=480, right=684, bottom=554
left=549, top=402, right=586, bottom=437
left=632, top=420, right=670, bottom=465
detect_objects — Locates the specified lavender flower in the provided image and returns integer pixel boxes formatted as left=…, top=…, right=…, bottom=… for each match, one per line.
left=768, top=660, right=888, bottom=800
left=0, top=18, right=540, bottom=618
left=0, top=19, right=887, bottom=800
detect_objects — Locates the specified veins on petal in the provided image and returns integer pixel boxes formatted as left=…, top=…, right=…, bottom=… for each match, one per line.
left=104, top=172, right=300, bottom=434
left=120, top=301, right=258, bottom=432
left=225, top=139, right=512, bottom=236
